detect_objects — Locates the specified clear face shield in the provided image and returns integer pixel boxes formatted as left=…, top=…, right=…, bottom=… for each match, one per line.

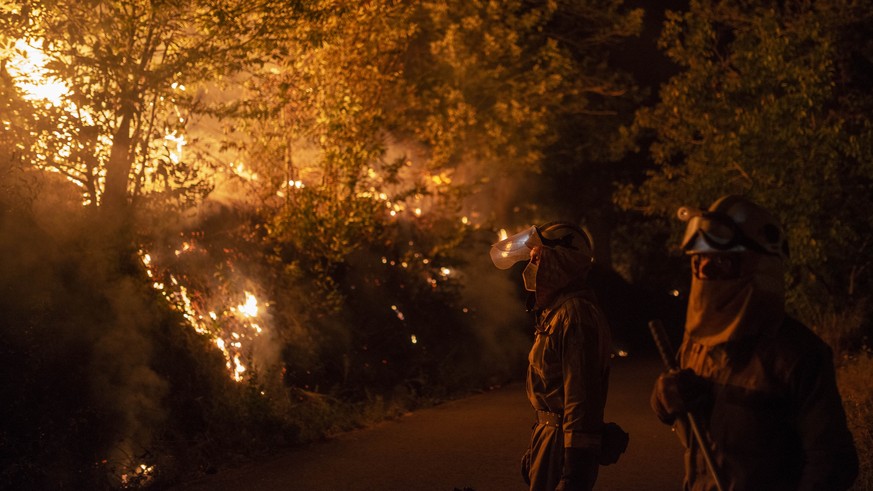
left=489, top=226, right=542, bottom=270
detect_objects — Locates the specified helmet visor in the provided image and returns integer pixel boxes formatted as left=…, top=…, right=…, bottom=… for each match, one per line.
left=490, top=226, right=539, bottom=269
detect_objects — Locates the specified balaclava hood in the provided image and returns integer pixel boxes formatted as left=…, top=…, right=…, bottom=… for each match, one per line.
left=680, top=195, right=788, bottom=345
left=685, top=251, right=785, bottom=345
left=529, top=223, right=594, bottom=310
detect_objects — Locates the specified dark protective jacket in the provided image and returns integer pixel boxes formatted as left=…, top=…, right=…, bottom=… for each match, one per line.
left=662, top=316, right=858, bottom=491
left=525, top=288, right=612, bottom=491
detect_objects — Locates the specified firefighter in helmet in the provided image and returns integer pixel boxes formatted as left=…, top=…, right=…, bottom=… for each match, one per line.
left=651, top=195, right=858, bottom=490
left=491, top=221, right=623, bottom=491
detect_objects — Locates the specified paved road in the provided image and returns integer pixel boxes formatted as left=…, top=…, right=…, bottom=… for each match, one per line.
left=169, top=355, right=683, bottom=491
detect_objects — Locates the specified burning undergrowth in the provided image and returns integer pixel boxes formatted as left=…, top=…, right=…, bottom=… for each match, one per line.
left=0, top=145, right=532, bottom=490
left=0, top=187, right=281, bottom=488
left=144, top=186, right=530, bottom=394
left=139, top=201, right=282, bottom=385
left=158, top=204, right=536, bottom=485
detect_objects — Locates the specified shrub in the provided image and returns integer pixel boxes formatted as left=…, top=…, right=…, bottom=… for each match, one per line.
left=837, top=351, right=873, bottom=491
left=799, top=299, right=870, bottom=359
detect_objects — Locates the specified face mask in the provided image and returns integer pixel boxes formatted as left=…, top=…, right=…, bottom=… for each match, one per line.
left=685, top=252, right=785, bottom=345
left=522, top=261, right=538, bottom=291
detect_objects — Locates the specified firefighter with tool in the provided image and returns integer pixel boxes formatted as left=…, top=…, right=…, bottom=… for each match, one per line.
left=491, top=221, right=627, bottom=491
left=651, top=195, right=858, bottom=491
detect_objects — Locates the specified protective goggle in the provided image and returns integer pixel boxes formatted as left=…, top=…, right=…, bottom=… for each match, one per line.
left=678, top=207, right=765, bottom=254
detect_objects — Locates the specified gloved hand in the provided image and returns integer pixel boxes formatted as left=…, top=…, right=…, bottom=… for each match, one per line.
left=651, top=368, right=711, bottom=424
left=555, top=447, right=597, bottom=491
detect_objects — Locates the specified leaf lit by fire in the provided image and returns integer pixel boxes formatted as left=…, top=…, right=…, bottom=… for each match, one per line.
left=230, top=161, right=259, bottom=181
left=3, top=38, right=70, bottom=105
left=6, top=33, right=197, bottom=205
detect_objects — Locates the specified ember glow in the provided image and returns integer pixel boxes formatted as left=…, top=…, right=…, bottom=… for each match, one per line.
left=6, top=33, right=192, bottom=206
left=120, top=463, right=156, bottom=487
left=139, top=248, right=267, bottom=383
left=276, top=179, right=305, bottom=198
left=164, top=131, right=187, bottom=164
left=4, top=35, right=103, bottom=205
left=3, top=38, right=69, bottom=105
left=230, top=161, right=259, bottom=181
left=237, top=291, right=259, bottom=318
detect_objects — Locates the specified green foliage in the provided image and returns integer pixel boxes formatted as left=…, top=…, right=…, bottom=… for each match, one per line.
left=268, top=188, right=386, bottom=301
left=616, top=0, right=873, bottom=315
left=222, top=0, right=646, bottom=315
left=406, top=0, right=643, bottom=175
left=612, top=12, right=873, bottom=487
left=407, top=0, right=562, bottom=170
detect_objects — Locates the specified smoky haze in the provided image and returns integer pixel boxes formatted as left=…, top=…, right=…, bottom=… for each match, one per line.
left=1, top=172, right=171, bottom=486
left=456, top=231, right=531, bottom=385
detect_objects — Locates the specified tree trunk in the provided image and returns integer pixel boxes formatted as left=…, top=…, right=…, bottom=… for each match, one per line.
left=101, top=107, right=134, bottom=229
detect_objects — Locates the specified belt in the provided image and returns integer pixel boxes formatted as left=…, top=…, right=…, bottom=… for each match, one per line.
left=536, top=410, right=562, bottom=428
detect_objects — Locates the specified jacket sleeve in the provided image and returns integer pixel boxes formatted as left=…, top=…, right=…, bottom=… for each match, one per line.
left=792, top=343, right=858, bottom=491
